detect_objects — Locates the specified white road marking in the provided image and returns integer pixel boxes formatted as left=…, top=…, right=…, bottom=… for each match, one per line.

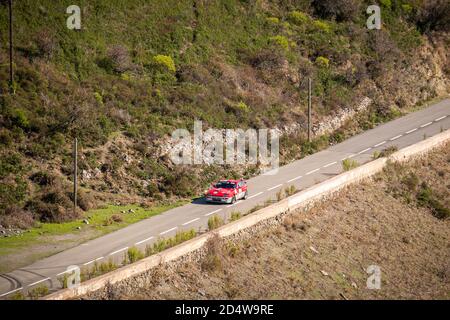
left=109, top=247, right=129, bottom=256
left=420, top=122, right=432, bottom=128
left=374, top=141, right=386, bottom=148
left=435, top=115, right=447, bottom=121
left=341, top=154, right=356, bottom=161
left=287, top=175, right=302, bottom=183
left=405, top=128, right=418, bottom=134
left=267, top=184, right=283, bottom=191
left=305, top=168, right=320, bottom=175
left=0, top=287, right=23, bottom=297
left=322, top=162, right=337, bottom=168
left=160, top=227, right=177, bottom=235
left=83, top=259, right=96, bottom=266
left=390, top=134, right=402, bottom=141
left=358, top=147, right=372, bottom=154
left=205, top=209, right=222, bottom=216
left=84, top=256, right=104, bottom=265
left=135, top=237, right=154, bottom=246
left=182, top=218, right=200, bottom=226
left=247, top=192, right=263, bottom=199
left=226, top=203, right=237, bottom=208
left=28, top=277, right=51, bottom=287
left=56, top=267, right=79, bottom=276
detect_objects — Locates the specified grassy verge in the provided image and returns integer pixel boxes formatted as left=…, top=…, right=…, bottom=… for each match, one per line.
left=0, top=201, right=187, bottom=259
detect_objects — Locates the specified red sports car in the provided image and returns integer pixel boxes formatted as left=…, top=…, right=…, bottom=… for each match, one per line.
left=205, top=179, right=248, bottom=204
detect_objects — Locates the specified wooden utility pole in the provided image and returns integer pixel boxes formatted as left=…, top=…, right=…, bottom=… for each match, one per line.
left=73, top=138, right=78, bottom=215
left=8, top=0, right=14, bottom=89
left=308, top=77, right=312, bottom=142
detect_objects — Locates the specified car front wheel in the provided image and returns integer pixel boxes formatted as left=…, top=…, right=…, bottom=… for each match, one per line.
left=231, top=196, right=236, bottom=204
left=243, top=191, right=248, bottom=200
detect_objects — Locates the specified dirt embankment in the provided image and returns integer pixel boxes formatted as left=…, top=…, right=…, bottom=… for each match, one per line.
left=86, top=143, right=449, bottom=300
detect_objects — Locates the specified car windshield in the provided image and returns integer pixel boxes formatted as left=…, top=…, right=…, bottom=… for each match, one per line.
left=214, top=181, right=236, bottom=189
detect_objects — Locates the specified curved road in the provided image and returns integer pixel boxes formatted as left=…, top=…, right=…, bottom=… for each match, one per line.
left=1, top=98, right=449, bottom=297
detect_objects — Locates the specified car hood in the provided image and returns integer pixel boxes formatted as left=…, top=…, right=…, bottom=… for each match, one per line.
left=206, top=188, right=234, bottom=197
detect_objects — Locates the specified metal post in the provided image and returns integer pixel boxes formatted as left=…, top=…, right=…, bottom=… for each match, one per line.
left=308, top=77, right=312, bottom=142
left=73, top=138, right=78, bottom=215
left=8, top=0, right=14, bottom=89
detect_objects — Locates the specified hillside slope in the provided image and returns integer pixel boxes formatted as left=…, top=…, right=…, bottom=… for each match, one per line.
left=89, top=142, right=450, bottom=300
left=0, top=0, right=449, bottom=228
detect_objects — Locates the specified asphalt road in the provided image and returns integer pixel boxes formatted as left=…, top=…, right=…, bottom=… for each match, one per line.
left=1, top=98, right=449, bottom=297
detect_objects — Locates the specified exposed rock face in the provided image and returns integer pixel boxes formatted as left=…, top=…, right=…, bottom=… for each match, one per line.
left=311, top=97, right=372, bottom=137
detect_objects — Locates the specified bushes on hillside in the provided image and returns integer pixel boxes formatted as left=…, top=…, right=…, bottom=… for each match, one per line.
left=24, top=175, right=94, bottom=223
left=246, top=48, right=284, bottom=71
left=34, top=29, right=58, bottom=60
left=105, top=45, right=132, bottom=73
left=288, top=11, right=309, bottom=25
left=414, top=0, right=450, bottom=32
left=315, top=56, right=330, bottom=68
left=311, top=0, right=361, bottom=22
left=268, top=35, right=290, bottom=51
left=369, top=30, right=401, bottom=64
left=152, top=55, right=176, bottom=73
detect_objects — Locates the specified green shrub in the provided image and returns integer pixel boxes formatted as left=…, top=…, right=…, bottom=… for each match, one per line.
left=269, top=35, right=290, bottom=51
left=81, top=259, right=118, bottom=282
left=10, top=291, right=25, bottom=300
left=315, top=56, right=330, bottom=68
left=284, top=185, right=297, bottom=197
left=380, top=0, right=392, bottom=8
left=379, top=146, right=398, bottom=157
left=235, top=101, right=250, bottom=113
left=313, top=20, right=332, bottom=33
left=152, top=55, right=176, bottom=73
left=402, top=173, right=419, bottom=192
left=288, top=11, right=309, bottom=25
left=276, top=189, right=284, bottom=201
left=208, top=215, right=224, bottom=230
left=10, top=109, right=30, bottom=129
left=0, top=129, right=13, bottom=146
left=226, top=241, right=240, bottom=257
left=0, top=153, right=23, bottom=178
left=145, top=229, right=196, bottom=256
left=94, top=92, right=103, bottom=105
left=401, top=4, right=413, bottom=14
left=28, top=285, right=49, bottom=299
left=229, top=211, right=241, bottom=222
left=266, top=17, right=279, bottom=24
left=417, top=184, right=449, bottom=220
left=342, top=159, right=359, bottom=171
left=127, top=246, right=144, bottom=263
left=372, top=150, right=381, bottom=159
left=0, top=176, right=27, bottom=210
